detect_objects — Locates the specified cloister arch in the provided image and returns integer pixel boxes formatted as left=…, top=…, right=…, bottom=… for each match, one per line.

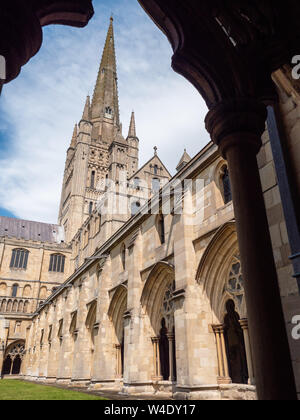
left=108, top=285, right=127, bottom=378
left=196, top=222, right=246, bottom=322
left=141, top=262, right=175, bottom=335
left=141, top=262, right=177, bottom=381
left=2, top=340, right=26, bottom=376
left=196, top=222, right=253, bottom=385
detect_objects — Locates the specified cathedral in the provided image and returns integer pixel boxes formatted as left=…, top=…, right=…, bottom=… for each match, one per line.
left=0, top=17, right=299, bottom=400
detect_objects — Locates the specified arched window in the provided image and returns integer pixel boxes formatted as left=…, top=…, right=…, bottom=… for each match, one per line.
left=152, top=178, right=160, bottom=193
left=154, top=165, right=158, bottom=175
left=11, top=284, right=19, bottom=298
left=222, top=166, right=232, bottom=204
left=10, top=249, right=29, bottom=270
left=131, top=201, right=141, bottom=216
left=89, top=201, right=93, bottom=215
left=90, top=171, right=95, bottom=189
left=157, top=214, right=165, bottom=245
left=121, top=244, right=126, bottom=271
left=105, top=107, right=113, bottom=118
left=49, top=254, right=65, bottom=273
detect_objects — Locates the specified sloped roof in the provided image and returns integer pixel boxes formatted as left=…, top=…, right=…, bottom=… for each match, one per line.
left=0, top=216, right=65, bottom=244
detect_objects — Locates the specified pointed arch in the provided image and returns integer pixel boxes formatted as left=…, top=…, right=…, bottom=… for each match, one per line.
left=86, top=300, right=97, bottom=330
left=2, top=340, right=25, bottom=376
left=141, top=262, right=175, bottom=334
left=196, top=222, right=246, bottom=321
left=108, top=284, right=127, bottom=344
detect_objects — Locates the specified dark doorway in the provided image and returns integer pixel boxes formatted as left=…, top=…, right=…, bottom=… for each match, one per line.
left=159, top=318, right=170, bottom=380
left=12, top=355, right=22, bottom=375
left=2, top=356, right=12, bottom=375
left=224, top=300, right=249, bottom=384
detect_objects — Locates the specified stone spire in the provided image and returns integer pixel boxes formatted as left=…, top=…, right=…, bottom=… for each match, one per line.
left=82, top=96, right=91, bottom=121
left=128, top=111, right=137, bottom=138
left=70, top=124, right=78, bottom=148
left=91, top=17, right=120, bottom=128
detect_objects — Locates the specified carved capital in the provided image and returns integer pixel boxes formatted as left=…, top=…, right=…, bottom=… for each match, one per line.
left=205, top=99, right=267, bottom=158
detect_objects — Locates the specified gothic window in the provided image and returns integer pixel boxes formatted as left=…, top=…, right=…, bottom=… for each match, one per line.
left=157, top=214, right=165, bottom=245
left=105, top=107, right=113, bottom=119
left=11, top=284, right=19, bottom=298
left=121, top=244, right=126, bottom=271
left=10, top=249, right=29, bottom=270
left=154, top=165, right=158, bottom=175
left=49, top=254, right=65, bottom=273
left=152, top=178, right=160, bottom=193
left=226, top=257, right=244, bottom=310
left=222, top=166, right=232, bottom=204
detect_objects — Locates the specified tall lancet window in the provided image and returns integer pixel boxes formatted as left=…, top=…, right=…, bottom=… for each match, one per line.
left=91, top=171, right=95, bottom=189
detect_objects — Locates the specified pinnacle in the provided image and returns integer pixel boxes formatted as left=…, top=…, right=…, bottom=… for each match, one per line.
left=128, top=111, right=137, bottom=138
left=82, top=96, right=91, bottom=121
left=70, top=124, right=78, bottom=148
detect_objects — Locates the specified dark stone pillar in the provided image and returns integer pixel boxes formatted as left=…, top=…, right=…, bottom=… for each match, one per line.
left=206, top=99, right=297, bottom=400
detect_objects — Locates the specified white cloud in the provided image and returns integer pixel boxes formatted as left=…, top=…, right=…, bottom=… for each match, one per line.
left=0, top=0, right=210, bottom=224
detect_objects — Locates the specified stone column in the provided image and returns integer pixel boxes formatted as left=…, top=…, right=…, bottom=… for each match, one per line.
left=151, top=337, right=162, bottom=381
left=212, top=325, right=231, bottom=384
left=167, top=333, right=175, bottom=382
left=206, top=99, right=297, bottom=400
left=239, top=319, right=255, bottom=386
left=115, top=344, right=122, bottom=379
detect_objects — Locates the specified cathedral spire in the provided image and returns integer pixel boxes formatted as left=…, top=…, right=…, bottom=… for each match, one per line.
left=128, top=111, right=137, bottom=138
left=91, top=17, right=120, bottom=128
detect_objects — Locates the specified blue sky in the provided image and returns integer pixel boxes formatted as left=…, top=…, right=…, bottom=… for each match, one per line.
left=0, top=0, right=209, bottom=223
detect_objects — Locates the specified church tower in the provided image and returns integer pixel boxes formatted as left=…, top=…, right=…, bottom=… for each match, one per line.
left=58, top=18, right=140, bottom=243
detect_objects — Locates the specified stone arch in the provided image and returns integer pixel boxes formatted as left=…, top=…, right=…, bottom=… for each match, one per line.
left=2, top=340, right=26, bottom=376
left=23, top=301, right=30, bottom=313
left=108, top=285, right=128, bottom=378
left=18, top=300, right=24, bottom=313
left=196, top=222, right=246, bottom=322
left=40, top=287, right=48, bottom=300
left=108, top=284, right=127, bottom=344
left=0, top=299, right=7, bottom=312
left=86, top=300, right=97, bottom=331
left=22, top=285, right=31, bottom=298
left=141, top=262, right=175, bottom=335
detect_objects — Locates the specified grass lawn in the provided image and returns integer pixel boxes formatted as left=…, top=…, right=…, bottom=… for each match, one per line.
left=0, top=380, right=107, bottom=400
